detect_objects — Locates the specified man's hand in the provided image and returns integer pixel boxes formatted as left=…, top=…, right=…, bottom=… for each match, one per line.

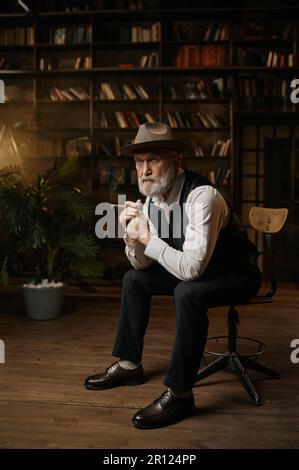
left=119, top=199, right=142, bottom=228
left=120, top=198, right=153, bottom=246
left=126, top=213, right=153, bottom=246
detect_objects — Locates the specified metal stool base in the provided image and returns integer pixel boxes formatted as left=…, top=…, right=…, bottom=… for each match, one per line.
left=196, top=349, right=280, bottom=406
left=205, top=335, right=266, bottom=358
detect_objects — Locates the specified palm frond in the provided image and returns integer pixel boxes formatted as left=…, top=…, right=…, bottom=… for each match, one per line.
left=54, top=188, right=93, bottom=221
left=0, top=165, right=21, bottom=186
left=0, top=164, right=20, bottom=177
left=17, top=227, right=48, bottom=252
left=69, top=259, right=104, bottom=278
left=0, top=186, right=30, bottom=236
left=59, top=233, right=100, bottom=259
left=0, top=257, right=8, bottom=285
left=42, top=157, right=78, bottom=188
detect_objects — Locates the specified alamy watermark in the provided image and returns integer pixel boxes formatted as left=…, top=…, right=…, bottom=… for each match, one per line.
left=94, top=195, right=203, bottom=243
left=290, top=339, right=299, bottom=364
left=290, top=79, right=299, bottom=103
left=0, top=79, right=4, bottom=103
left=0, top=339, right=5, bottom=364
left=285, top=81, right=299, bottom=365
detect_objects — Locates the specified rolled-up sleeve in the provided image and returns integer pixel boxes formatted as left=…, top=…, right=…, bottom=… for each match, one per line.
left=144, top=186, right=229, bottom=281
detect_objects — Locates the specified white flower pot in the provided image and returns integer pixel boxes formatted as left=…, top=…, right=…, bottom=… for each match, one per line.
left=22, top=282, right=64, bottom=320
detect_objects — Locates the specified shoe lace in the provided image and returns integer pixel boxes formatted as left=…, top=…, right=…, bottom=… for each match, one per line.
left=106, top=362, right=119, bottom=375
left=153, top=389, right=173, bottom=409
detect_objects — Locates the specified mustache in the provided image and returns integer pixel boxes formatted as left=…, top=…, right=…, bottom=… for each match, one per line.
left=141, top=177, right=155, bottom=182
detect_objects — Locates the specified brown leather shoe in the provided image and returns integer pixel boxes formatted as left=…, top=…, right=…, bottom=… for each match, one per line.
left=84, top=361, right=144, bottom=390
left=132, top=389, right=195, bottom=429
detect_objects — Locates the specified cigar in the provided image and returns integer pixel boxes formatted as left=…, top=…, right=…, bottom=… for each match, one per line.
left=110, top=203, right=141, bottom=209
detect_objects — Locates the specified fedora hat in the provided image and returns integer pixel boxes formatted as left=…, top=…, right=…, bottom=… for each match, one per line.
left=120, top=122, right=188, bottom=156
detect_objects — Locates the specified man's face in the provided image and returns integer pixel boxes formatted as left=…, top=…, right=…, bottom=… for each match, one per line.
left=133, top=148, right=182, bottom=198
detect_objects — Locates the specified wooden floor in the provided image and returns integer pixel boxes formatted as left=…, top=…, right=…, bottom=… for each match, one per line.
left=0, top=283, right=299, bottom=449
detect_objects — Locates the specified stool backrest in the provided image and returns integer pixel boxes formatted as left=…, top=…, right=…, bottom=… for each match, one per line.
left=249, top=207, right=289, bottom=298
left=249, top=207, right=288, bottom=234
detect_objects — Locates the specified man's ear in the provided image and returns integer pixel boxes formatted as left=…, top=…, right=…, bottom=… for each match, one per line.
left=173, top=152, right=183, bottom=172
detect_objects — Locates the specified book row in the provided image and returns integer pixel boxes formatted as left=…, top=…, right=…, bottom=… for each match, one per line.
left=238, top=48, right=294, bottom=67
left=96, top=79, right=224, bottom=100
left=0, top=27, right=34, bottom=45
left=0, top=127, right=231, bottom=160
left=95, top=111, right=227, bottom=129
left=39, top=56, right=92, bottom=70
left=175, top=45, right=226, bottom=67
left=96, top=164, right=230, bottom=187
left=43, top=26, right=92, bottom=44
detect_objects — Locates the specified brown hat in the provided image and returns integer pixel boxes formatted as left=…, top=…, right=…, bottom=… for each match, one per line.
left=120, top=122, right=188, bottom=156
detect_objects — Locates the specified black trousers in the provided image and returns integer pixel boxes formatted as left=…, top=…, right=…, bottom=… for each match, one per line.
left=112, top=262, right=262, bottom=392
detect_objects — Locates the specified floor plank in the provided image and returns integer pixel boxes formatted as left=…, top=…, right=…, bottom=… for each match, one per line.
left=0, top=284, right=299, bottom=448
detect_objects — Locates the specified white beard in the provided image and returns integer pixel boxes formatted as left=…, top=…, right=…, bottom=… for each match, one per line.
left=138, top=163, right=176, bottom=199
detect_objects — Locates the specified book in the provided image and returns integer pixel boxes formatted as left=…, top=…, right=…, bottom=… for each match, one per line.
left=239, top=48, right=294, bottom=67
left=96, top=111, right=156, bottom=128
left=165, top=79, right=225, bottom=100
left=0, top=126, right=25, bottom=169
left=18, top=1, right=30, bottom=13
left=139, top=52, right=159, bottom=68
left=45, top=86, right=90, bottom=101
left=164, top=111, right=227, bottom=129
left=65, top=136, right=92, bottom=156
left=130, top=23, right=161, bottom=43
left=238, top=77, right=291, bottom=110
left=46, top=25, right=91, bottom=44
left=175, top=45, right=226, bottom=67
left=0, top=27, right=34, bottom=45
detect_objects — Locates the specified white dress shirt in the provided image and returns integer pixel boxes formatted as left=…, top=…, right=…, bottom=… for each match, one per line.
left=124, top=168, right=230, bottom=281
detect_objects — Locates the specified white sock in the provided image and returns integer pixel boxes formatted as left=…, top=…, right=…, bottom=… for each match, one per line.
left=168, top=387, right=192, bottom=398
left=119, top=359, right=140, bottom=370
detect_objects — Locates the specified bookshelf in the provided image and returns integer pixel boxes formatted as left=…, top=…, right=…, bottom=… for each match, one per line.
left=1, top=0, right=299, bottom=279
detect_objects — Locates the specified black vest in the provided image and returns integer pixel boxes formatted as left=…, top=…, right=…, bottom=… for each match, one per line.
left=148, top=170, right=258, bottom=272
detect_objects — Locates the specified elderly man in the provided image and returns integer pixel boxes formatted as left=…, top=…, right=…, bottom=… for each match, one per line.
left=85, top=122, right=261, bottom=429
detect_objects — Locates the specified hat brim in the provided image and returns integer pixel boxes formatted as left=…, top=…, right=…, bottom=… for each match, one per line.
left=120, top=139, right=188, bottom=157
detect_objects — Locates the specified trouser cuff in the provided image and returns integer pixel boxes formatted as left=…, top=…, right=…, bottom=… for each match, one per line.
left=163, top=376, right=194, bottom=393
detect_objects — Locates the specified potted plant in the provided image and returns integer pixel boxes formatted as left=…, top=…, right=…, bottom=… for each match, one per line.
left=0, top=157, right=103, bottom=320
